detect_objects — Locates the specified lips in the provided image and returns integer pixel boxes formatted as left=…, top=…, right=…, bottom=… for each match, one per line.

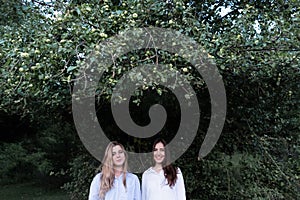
left=155, top=156, right=164, bottom=161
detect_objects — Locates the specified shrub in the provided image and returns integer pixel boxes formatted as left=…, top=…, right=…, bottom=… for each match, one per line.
left=62, top=150, right=100, bottom=200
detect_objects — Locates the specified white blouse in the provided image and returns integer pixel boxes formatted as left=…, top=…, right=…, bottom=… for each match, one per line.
left=142, top=167, right=186, bottom=200
left=89, top=172, right=141, bottom=200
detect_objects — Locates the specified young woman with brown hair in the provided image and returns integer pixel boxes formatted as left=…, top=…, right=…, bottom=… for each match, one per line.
left=142, top=138, right=186, bottom=200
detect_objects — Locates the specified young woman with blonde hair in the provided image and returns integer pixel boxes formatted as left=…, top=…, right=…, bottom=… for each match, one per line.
left=89, top=141, right=141, bottom=200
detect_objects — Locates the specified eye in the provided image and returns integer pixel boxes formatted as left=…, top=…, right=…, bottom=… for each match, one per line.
left=119, top=150, right=123, bottom=154
left=153, top=148, right=158, bottom=151
left=112, top=152, right=116, bottom=156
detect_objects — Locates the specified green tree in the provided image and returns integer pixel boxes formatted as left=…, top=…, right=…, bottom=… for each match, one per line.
left=0, top=0, right=299, bottom=199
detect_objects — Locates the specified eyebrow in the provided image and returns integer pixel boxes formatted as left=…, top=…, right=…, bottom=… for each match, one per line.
left=154, top=147, right=165, bottom=150
left=112, top=149, right=123, bottom=153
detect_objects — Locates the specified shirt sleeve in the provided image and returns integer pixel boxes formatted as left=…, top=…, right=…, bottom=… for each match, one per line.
left=88, top=174, right=101, bottom=200
left=141, top=172, right=147, bottom=200
left=176, top=168, right=186, bottom=200
left=134, top=174, right=142, bottom=200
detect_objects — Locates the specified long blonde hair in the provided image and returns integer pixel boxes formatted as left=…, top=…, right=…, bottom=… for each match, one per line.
left=99, top=141, right=128, bottom=199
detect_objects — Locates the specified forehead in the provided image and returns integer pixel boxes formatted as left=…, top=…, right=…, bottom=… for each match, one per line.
left=112, top=145, right=122, bottom=152
left=155, top=142, right=165, bottom=148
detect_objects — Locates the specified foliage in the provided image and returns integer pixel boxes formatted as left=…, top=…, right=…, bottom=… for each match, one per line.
left=179, top=148, right=299, bottom=199
left=0, top=182, right=67, bottom=200
left=0, top=0, right=25, bottom=25
left=62, top=149, right=99, bottom=200
left=0, top=142, right=45, bottom=184
left=0, top=119, right=76, bottom=188
left=0, top=0, right=299, bottom=199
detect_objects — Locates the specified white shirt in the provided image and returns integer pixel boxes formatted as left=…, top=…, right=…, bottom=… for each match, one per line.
left=142, top=167, right=186, bottom=200
left=89, top=172, right=141, bottom=200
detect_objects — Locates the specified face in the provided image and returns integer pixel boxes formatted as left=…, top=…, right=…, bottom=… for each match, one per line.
left=153, top=142, right=165, bottom=165
left=112, top=145, right=125, bottom=167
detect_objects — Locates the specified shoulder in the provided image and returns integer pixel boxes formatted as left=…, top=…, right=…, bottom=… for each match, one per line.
left=176, top=167, right=182, bottom=174
left=90, top=172, right=102, bottom=189
left=126, top=172, right=139, bottom=181
left=92, top=172, right=102, bottom=182
left=176, top=167, right=185, bottom=180
left=142, top=167, right=153, bottom=175
left=141, top=167, right=153, bottom=179
left=142, top=167, right=155, bottom=180
left=126, top=172, right=141, bottom=186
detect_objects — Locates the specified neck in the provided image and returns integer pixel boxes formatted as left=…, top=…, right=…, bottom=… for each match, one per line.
left=114, top=167, right=123, bottom=177
left=154, top=164, right=163, bottom=172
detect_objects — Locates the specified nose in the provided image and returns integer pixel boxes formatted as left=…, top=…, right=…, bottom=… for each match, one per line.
left=157, top=150, right=162, bottom=155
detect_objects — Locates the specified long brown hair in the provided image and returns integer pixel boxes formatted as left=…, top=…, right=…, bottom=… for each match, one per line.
left=98, top=141, right=128, bottom=199
left=153, top=138, right=178, bottom=187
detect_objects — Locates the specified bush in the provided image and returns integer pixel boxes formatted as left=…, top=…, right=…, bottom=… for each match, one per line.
left=0, top=142, right=46, bottom=184
left=0, top=119, right=77, bottom=188
left=178, top=150, right=299, bottom=199
left=62, top=150, right=100, bottom=200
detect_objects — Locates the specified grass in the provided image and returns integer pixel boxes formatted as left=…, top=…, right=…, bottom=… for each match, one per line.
left=0, top=182, right=69, bottom=200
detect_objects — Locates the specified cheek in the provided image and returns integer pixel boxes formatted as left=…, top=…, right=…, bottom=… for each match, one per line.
left=120, top=154, right=125, bottom=160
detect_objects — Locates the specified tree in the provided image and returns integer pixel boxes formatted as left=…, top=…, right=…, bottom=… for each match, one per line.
left=0, top=0, right=299, bottom=199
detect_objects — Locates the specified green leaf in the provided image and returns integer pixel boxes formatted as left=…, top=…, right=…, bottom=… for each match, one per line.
left=67, top=66, right=77, bottom=73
